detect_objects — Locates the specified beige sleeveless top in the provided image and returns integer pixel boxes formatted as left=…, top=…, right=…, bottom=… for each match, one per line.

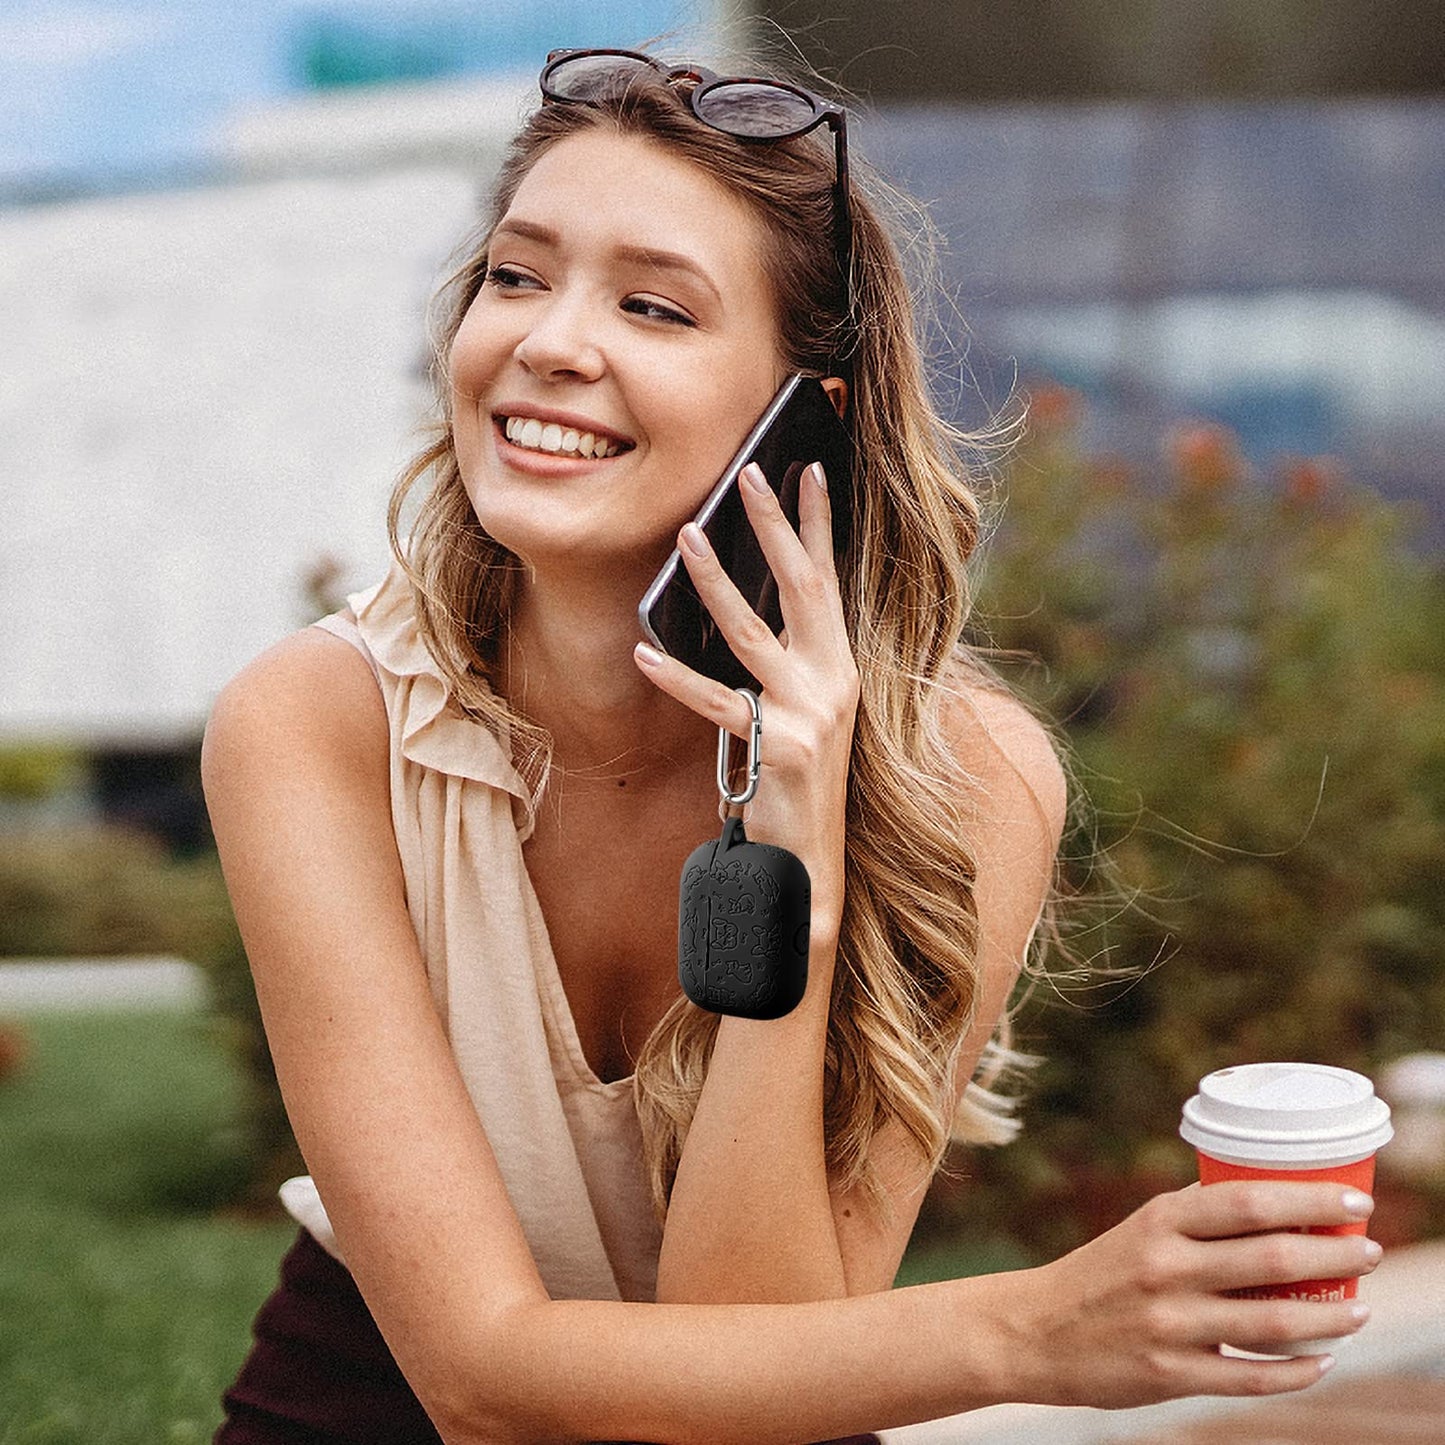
left=280, top=561, right=662, bottom=1304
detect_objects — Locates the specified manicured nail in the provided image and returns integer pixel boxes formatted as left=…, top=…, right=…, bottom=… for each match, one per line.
left=1349, top=1302, right=1371, bottom=1324
left=634, top=642, right=664, bottom=668
left=741, top=462, right=770, bottom=495
left=1363, top=1238, right=1383, bottom=1262
left=1317, top=1354, right=1336, bottom=1375
left=681, top=522, right=710, bottom=556
left=1342, top=1190, right=1374, bottom=1217
left=808, top=461, right=828, bottom=490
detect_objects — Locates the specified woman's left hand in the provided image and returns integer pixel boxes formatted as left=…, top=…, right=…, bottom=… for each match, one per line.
left=634, top=459, right=860, bottom=939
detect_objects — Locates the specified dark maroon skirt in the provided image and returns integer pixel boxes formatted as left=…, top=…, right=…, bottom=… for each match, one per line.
left=217, top=1227, right=882, bottom=1444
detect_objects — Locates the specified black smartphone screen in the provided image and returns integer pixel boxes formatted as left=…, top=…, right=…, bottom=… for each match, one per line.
left=638, top=374, right=854, bottom=691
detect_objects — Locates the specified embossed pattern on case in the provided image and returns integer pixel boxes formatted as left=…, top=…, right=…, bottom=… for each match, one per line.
left=679, top=814, right=810, bottom=1019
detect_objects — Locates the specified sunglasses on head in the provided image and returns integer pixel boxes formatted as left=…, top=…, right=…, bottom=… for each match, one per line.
left=539, top=48, right=854, bottom=361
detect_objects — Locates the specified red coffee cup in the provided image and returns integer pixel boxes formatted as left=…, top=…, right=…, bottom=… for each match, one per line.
left=1180, top=1062, right=1393, bottom=1354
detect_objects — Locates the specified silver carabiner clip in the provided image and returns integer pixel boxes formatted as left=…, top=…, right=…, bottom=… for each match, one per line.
left=717, top=687, right=763, bottom=807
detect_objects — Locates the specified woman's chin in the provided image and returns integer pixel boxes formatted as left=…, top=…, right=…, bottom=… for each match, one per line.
left=470, top=512, right=675, bottom=593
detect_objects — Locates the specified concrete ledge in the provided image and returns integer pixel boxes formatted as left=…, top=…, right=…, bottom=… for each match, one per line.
left=0, top=957, right=208, bottom=1012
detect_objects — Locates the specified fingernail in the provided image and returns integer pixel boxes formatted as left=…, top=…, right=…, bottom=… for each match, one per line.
left=741, top=463, right=770, bottom=494
left=808, top=461, right=828, bottom=490
left=680, top=522, right=710, bottom=556
left=634, top=641, right=664, bottom=668
left=1317, top=1354, right=1336, bottom=1375
left=1363, top=1238, right=1384, bottom=1262
left=1349, top=1302, right=1371, bottom=1324
left=1342, top=1190, right=1374, bottom=1217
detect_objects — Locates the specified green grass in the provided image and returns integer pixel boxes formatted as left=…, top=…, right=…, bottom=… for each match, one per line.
left=0, top=1011, right=296, bottom=1443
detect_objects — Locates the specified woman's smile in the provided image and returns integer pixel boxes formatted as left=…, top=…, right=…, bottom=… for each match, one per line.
left=498, top=415, right=630, bottom=461
left=491, top=403, right=637, bottom=469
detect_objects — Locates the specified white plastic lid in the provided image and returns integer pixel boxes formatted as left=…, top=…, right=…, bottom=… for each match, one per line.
left=1180, top=1062, right=1393, bottom=1168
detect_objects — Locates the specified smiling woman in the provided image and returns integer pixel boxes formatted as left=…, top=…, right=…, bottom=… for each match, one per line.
left=202, top=41, right=1382, bottom=1445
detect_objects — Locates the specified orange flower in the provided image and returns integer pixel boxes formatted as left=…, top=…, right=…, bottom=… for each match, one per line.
left=1279, top=455, right=1344, bottom=506
left=1168, top=422, right=1244, bottom=493
left=0, top=1023, right=29, bottom=1083
left=1026, top=379, right=1082, bottom=433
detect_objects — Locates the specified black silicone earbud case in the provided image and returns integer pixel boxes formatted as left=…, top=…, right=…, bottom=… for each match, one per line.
left=678, top=814, right=811, bottom=1018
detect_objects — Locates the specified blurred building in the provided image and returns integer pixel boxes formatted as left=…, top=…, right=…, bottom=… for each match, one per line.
left=858, top=100, right=1445, bottom=524
left=2, top=91, right=511, bottom=746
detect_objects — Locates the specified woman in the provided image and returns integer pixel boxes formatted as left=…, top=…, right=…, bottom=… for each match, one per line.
left=205, top=48, right=1380, bottom=1444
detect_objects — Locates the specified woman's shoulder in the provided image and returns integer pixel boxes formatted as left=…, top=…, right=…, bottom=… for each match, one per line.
left=936, top=663, right=1069, bottom=855
left=204, top=619, right=388, bottom=782
left=932, top=665, right=1068, bottom=1000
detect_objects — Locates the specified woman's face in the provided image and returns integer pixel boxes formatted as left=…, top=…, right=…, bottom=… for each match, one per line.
left=449, top=129, right=789, bottom=589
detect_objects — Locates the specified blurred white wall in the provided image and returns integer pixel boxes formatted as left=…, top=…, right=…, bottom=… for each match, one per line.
left=2, top=79, right=530, bottom=746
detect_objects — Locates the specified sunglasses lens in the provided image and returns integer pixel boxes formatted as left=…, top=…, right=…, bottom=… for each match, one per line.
left=546, top=52, right=658, bottom=103
left=694, top=80, right=817, bottom=138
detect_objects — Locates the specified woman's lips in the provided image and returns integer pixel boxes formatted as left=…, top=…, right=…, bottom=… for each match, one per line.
left=491, top=416, right=631, bottom=473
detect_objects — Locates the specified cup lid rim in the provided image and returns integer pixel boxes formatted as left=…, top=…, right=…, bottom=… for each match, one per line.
left=1179, top=1108, right=1394, bottom=1151
left=1180, top=1063, right=1393, bottom=1161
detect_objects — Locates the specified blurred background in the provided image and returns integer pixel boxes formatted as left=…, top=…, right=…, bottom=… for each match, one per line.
left=2, top=1, right=1443, bottom=1436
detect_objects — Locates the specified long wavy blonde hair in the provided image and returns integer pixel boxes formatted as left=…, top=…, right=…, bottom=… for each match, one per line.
left=388, top=62, right=1036, bottom=1225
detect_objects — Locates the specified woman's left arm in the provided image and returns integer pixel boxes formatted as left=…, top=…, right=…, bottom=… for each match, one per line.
left=636, top=461, right=1066, bottom=1304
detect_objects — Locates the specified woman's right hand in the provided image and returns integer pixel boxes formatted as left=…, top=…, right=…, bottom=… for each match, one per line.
left=1000, top=1181, right=1382, bottom=1410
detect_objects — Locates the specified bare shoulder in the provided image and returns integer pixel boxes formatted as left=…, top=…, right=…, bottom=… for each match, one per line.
left=202, top=620, right=385, bottom=785
left=933, top=668, right=1068, bottom=1110
left=938, top=666, right=1069, bottom=858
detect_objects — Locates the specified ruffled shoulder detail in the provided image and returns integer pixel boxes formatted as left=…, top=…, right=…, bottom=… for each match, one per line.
left=347, top=562, right=536, bottom=830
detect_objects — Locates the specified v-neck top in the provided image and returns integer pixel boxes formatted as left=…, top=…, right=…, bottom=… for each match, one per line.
left=280, top=561, right=662, bottom=1304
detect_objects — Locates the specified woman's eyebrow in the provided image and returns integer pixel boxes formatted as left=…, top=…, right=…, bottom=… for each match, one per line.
left=491, top=219, right=722, bottom=304
left=612, top=243, right=722, bottom=305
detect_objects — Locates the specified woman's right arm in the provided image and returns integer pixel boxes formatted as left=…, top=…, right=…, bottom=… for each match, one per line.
left=202, top=629, right=1379, bottom=1445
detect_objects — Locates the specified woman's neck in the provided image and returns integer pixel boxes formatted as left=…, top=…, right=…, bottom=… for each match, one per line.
left=498, top=568, right=716, bottom=786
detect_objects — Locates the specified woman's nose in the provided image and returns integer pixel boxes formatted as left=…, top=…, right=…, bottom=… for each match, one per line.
left=512, top=298, right=606, bottom=382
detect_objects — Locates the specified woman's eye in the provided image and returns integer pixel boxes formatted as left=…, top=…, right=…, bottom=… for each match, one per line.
left=484, top=265, right=540, bottom=291
left=621, top=295, right=696, bottom=327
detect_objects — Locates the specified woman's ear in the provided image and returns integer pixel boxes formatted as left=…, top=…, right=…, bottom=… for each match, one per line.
left=821, top=376, right=849, bottom=420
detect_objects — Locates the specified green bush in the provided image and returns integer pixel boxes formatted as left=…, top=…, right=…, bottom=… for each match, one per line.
left=0, top=744, right=86, bottom=802
left=930, top=387, right=1445, bottom=1256
left=0, top=829, right=230, bottom=960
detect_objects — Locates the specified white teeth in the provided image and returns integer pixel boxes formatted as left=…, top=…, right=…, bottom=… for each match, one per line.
left=501, top=416, right=622, bottom=459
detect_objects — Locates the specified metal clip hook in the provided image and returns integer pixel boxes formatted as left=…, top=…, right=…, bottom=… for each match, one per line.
left=717, top=687, right=762, bottom=807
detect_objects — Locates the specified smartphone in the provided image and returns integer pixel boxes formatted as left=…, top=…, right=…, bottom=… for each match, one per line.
left=638, top=374, right=854, bottom=691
